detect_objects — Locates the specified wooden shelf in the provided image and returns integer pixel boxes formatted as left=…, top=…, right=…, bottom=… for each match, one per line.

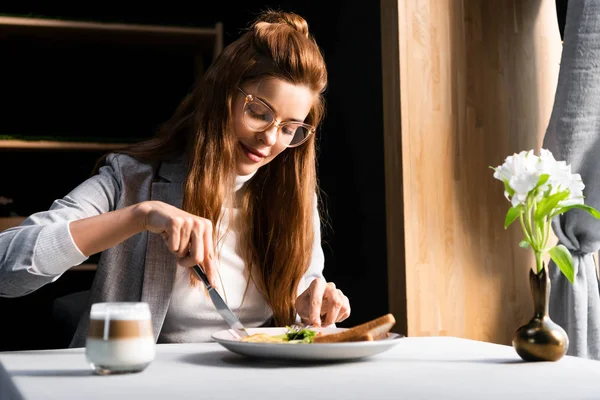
left=0, top=216, right=26, bottom=231
left=0, top=15, right=223, bottom=52
left=0, top=15, right=221, bottom=276
left=71, top=263, right=97, bottom=272
left=0, top=139, right=131, bottom=151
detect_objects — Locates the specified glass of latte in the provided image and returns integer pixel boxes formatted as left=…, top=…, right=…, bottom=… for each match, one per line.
left=85, top=302, right=155, bottom=375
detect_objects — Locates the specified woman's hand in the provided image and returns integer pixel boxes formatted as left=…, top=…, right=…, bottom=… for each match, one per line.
left=295, top=278, right=351, bottom=327
left=136, top=200, right=217, bottom=286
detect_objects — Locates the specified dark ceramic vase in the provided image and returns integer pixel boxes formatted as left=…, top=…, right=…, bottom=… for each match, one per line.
left=512, top=267, right=569, bottom=362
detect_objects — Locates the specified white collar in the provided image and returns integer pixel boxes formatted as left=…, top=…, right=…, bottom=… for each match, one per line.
left=234, top=171, right=257, bottom=191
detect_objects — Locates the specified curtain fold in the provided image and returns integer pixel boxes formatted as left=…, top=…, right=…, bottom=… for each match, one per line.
left=543, top=0, right=600, bottom=359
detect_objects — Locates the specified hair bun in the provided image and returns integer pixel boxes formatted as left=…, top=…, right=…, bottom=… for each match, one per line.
left=253, top=10, right=310, bottom=38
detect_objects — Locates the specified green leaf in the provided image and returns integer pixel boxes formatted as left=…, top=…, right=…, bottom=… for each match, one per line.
left=535, top=190, right=570, bottom=222
left=550, top=204, right=600, bottom=219
left=519, top=240, right=530, bottom=248
left=549, top=245, right=575, bottom=284
left=503, top=179, right=515, bottom=197
left=505, top=205, right=523, bottom=229
left=534, top=174, right=550, bottom=190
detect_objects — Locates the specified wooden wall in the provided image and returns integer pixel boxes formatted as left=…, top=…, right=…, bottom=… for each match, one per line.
left=381, top=0, right=563, bottom=343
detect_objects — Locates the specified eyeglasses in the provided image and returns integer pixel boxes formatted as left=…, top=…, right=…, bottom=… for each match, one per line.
left=237, top=87, right=315, bottom=148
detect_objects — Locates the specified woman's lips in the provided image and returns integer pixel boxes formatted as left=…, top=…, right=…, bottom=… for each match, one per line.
left=240, top=143, right=267, bottom=163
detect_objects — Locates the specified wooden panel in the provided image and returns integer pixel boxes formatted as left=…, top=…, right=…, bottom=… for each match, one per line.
left=0, top=140, right=130, bottom=151
left=380, top=0, right=408, bottom=336
left=382, top=0, right=562, bottom=344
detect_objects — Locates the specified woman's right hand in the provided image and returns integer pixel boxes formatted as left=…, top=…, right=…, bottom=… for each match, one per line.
left=136, top=200, right=217, bottom=286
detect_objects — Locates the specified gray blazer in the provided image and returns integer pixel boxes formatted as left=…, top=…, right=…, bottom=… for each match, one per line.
left=0, top=154, right=325, bottom=348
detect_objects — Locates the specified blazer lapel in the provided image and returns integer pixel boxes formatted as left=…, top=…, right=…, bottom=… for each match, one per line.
left=141, top=157, right=186, bottom=341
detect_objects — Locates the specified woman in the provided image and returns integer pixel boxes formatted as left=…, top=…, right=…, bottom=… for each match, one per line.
left=0, top=10, right=350, bottom=346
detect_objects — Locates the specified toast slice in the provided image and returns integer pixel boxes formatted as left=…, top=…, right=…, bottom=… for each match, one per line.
left=313, top=313, right=396, bottom=343
left=343, top=333, right=373, bottom=342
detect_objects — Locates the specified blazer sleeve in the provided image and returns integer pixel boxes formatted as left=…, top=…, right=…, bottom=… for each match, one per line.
left=0, top=153, right=123, bottom=297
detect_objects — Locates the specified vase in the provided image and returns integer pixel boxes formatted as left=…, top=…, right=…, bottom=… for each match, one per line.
left=512, top=266, right=569, bottom=361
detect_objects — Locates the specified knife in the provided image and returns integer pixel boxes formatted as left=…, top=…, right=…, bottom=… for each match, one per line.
left=191, top=264, right=249, bottom=338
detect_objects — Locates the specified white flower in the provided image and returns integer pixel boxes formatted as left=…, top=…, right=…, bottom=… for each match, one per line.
left=558, top=173, right=585, bottom=206
left=493, top=149, right=585, bottom=210
left=494, top=149, right=598, bottom=284
left=535, top=149, right=584, bottom=206
left=493, top=150, right=541, bottom=207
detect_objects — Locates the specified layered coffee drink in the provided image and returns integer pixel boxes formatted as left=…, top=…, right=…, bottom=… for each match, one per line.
left=85, top=302, right=155, bottom=375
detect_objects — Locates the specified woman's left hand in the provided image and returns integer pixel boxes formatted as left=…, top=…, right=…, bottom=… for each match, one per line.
left=295, top=278, right=351, bottom=327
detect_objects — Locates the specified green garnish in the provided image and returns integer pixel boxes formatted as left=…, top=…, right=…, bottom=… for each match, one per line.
left=285, top=326, right=317, bottom=344
left=272, top=326, right=317, bottom=344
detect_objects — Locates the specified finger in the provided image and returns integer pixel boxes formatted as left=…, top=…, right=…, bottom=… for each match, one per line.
left=322, top=284, right=343, bottom=326
left=179, top=228, right=203, bottom=268
left=337, top=311, right=350, bottom=322
left=202, top=221, right=217, bottom=287
left=308, top=279, right=326, bottom=327
left=164, top=225, right=181, bottom=255
left=336, top=293, right=351, bottom=323
left=175, top=221, right=191, bottom=258
left=295, top=290, right=310, bottom=323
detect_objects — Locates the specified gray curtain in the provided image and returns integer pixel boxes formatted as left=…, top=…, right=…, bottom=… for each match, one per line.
left=543, top=0, right=600, bottom=359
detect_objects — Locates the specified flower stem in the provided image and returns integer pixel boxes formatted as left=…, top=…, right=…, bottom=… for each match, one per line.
left=519, top=213, right=533, bottom=244
left=527, top=197, right=539, bottom=251
left=525, top=198, right=534, bottom=246
left=525, top=195, right=546, bottom=275
left=535, top=251, right=544, bottom=274
left=543, top=216, right=550, bottom=251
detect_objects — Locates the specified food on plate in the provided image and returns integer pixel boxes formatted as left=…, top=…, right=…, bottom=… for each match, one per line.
left=241, top=326, right=320, bottom=344
left=240, top=313, right=396, bottom=344
left=312, top=313, right=396, bottom=343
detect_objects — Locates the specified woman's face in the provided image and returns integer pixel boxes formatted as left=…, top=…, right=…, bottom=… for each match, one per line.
left=232, top=78, right=315, bottom=176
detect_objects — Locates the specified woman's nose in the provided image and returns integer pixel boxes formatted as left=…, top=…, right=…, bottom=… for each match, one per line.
left=258, top=124, right=279, bottom=146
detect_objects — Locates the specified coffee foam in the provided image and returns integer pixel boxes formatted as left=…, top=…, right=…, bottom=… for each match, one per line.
left=90, top=302, right=151, bottom=321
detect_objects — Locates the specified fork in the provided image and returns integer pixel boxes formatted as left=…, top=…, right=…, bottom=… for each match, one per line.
left=289, top=323, right=315, bottom=331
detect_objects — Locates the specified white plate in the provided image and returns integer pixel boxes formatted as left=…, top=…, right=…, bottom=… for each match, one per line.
left=211, top=327, right=404, bottom=361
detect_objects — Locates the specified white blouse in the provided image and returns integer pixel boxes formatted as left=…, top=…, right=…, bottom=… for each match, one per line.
left=159, top=173, right=273, bottom=342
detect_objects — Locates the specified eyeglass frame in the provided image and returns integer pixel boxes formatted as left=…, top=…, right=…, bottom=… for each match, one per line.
left=237, top=87, right=316, bottom=148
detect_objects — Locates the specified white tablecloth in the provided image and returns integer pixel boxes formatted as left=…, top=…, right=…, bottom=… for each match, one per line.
left=1, top=337, right=600, bottom=400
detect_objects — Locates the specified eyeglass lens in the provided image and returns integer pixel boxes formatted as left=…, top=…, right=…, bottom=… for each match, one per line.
left=243, top=100, right=309, bottom=146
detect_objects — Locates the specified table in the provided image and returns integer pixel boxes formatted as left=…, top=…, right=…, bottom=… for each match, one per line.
left=1, top=337, right=600, bottom=399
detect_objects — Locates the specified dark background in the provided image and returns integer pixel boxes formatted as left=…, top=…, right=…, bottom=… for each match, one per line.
left=0, top=0, right=389, bottom=350
left=556, top=0, right=568, bottom=39
left=0, top=1, right=569, bottom=350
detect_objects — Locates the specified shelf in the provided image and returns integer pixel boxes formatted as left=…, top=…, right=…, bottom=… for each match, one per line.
left=0, top=139, right=131, bottom=151
left=0, top=15, right=220, bottom=276
left=0, top=216, right=26, bottom=231
left=0, top=15, right=223, bottom=52
left=71, top=263, right=97, bottom=272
